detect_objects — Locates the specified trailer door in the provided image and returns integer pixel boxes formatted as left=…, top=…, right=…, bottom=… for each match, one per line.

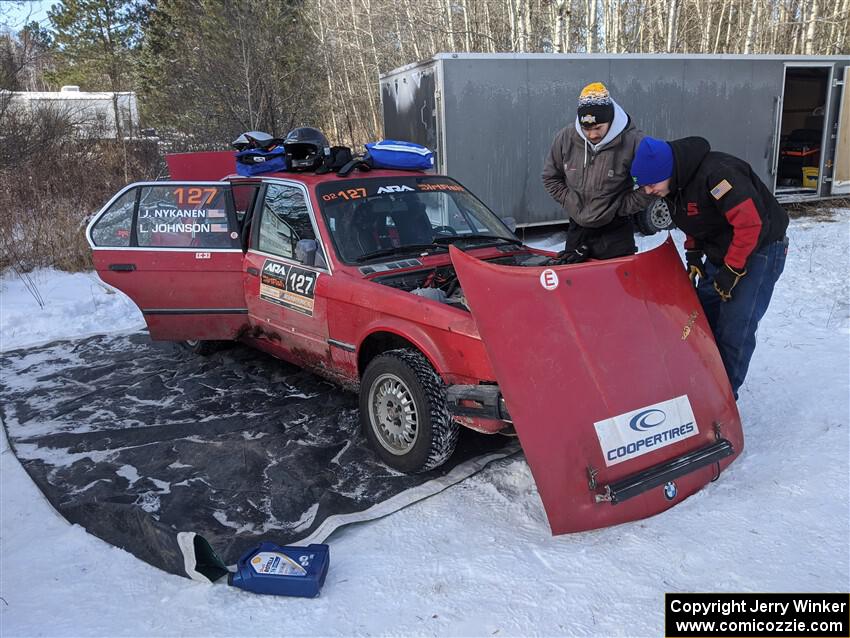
left=833, top=67, right=850, bottom=195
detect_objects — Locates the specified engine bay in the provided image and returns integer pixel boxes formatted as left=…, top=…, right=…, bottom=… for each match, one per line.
left=372, top=251, right=551, bottom=310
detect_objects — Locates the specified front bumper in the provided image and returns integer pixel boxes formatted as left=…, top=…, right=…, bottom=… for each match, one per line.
left=446, top=384, right=511, bottom=422
left=593, top=439, right=735, bottom=504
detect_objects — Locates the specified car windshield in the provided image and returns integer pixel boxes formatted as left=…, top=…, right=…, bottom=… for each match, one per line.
left=315, top=176, right=518, bottom=263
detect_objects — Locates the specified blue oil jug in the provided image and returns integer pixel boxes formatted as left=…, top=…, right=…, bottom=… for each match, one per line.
left=228, top=542, right=330, bottom=597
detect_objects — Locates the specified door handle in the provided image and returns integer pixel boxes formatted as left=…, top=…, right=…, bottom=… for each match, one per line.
left=108, top=263, right=136, bottom=272
left=247, top=267, right=260, bottom=276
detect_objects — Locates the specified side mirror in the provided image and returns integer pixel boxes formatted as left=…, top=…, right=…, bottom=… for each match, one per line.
left=295, top=239, right=318, bottom=266
left=502, top=216, right=517, bottom=233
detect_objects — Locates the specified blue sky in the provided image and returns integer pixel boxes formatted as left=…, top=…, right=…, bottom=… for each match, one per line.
left=1, top=1, right=60, bottom=30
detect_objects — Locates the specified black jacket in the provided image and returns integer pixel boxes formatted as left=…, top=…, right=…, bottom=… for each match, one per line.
left=665, top=137, right=788, bottom=270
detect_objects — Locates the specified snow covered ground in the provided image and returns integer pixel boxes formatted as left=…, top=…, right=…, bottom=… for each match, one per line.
left=1, top=213, right=848, bottom=637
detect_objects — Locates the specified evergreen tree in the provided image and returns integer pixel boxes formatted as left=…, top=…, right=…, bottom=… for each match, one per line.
left=48, top=0, right=148, bottom=135
left=138, top=0, right=320, bottom=146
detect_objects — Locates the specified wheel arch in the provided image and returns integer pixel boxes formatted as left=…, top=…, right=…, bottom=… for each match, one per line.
left=357, top=328, right=446, bottom=380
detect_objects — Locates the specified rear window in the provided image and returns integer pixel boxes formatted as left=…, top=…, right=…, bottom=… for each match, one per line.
left=136, top=185, right=238, bottom=248
left=315, top=177, right=513, bottom=263
left=90, top=190, right=135, bottom=247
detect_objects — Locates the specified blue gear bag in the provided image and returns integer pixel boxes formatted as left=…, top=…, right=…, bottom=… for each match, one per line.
left=235, top=147, right=287, bottom=176
left=365, top=140, right=434, bottom=170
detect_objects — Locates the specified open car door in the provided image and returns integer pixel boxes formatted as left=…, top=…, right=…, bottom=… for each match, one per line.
left=87, top=181, right=247, bottom=342
left=450, top=239, right=743, bottom=534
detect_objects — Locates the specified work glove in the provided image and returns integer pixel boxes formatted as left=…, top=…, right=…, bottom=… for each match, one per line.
left=685, top=250, right=706, bottom=285
left=555, top=244, right=590, bottom=264
left=713, top=263, right=747, bottom=302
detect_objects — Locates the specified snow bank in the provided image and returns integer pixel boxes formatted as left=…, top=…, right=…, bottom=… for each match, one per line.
left=0, top=269, right=144, bottom=351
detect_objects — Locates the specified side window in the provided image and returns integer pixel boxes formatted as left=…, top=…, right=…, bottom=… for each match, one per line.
left=136, top=185, right=237, bottom=248
left=91, top=189, right=135, bottom=246
left=258, top=184, right=316, bottom=260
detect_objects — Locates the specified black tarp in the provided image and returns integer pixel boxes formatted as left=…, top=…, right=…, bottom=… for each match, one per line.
left=0, top=334, right=517, bottom=578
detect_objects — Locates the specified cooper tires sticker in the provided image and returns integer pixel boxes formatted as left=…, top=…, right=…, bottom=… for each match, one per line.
left=593, top=395, right=699, bottom=467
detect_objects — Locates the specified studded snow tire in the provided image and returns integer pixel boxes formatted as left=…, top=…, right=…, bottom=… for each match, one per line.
left=359, top=348, right=459, bottom=473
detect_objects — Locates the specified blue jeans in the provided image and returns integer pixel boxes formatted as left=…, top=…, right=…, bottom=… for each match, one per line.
left=697, top=237, right=788, bottom=398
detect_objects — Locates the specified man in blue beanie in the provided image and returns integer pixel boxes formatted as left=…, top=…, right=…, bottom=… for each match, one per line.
left=632, top=136, right=789, bottom=398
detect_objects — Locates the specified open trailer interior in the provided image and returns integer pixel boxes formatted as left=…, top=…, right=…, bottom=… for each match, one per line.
left=775, top=65, right=833, bottom=197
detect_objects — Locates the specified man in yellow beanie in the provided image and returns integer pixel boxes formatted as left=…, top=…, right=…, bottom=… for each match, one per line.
left=542, top=82, right=652, bottom=262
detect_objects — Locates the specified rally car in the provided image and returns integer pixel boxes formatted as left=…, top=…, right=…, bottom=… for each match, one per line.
left=87, top=154, right=744, bottom=534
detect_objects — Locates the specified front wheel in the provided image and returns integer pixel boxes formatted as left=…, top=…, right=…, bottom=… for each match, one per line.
left=359, top=348, right=459, bottom=473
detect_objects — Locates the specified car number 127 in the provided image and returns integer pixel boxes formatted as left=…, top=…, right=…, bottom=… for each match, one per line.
left=288, top=269, right=316, bottom=296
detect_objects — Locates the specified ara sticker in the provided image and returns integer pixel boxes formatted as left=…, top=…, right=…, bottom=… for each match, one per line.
left=710, top=179, right=733, bottom=200
left=260, top=259, right=319, bottom=316
left=540, top=269, right=559, bottom=291
left=377, top=185, right=415, bottom=194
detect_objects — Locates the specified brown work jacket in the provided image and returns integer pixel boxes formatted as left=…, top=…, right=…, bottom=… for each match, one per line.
left=542, top=117, right=652, bottom=228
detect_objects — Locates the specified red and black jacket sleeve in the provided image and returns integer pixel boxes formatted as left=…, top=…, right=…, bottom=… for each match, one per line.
left=706, top=168, right=770, bottom=271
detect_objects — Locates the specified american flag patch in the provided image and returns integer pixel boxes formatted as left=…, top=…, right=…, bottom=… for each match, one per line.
left=710, top=179, right=733, bottom=200
left=206, top=209, right=226, bottom=218
left=210, top=223, right=228, bottom=232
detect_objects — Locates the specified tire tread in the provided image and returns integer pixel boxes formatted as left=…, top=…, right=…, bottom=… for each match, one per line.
left=364, top=348, right=459, bottom=472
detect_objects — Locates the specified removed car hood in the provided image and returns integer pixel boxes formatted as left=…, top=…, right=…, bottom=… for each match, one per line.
left=450, top=238, right=743, bottom=533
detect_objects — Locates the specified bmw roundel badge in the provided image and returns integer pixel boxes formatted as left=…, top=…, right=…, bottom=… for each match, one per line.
left=663, top=481, right=678, bottom=501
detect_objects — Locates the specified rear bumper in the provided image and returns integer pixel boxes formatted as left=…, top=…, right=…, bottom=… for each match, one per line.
left=593, top=439, right=735, bottom=505
left=446, top=384, right=511, bottom=422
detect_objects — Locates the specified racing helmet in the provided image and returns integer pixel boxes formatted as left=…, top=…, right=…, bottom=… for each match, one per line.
left=283, top=127, right=330, bottom=171
left=231, top=130, right=282, bottom=151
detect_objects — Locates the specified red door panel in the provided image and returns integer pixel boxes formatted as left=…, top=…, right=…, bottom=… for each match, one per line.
left=89, top=182, right=248, bottom=342
left=93, top=249, right=247, bottom=341
left=450, top=239, right=743, bottom=534
left=242, top=251, right=331, bottom=368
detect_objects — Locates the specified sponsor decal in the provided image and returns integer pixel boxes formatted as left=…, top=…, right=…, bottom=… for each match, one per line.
left=260, top=259, right=319, bottom=316
left=539, top=268, right=559, bottom=291
left=195, top=252, right=211, bottom=260
left=594, top=395, right=699, bottom=467
left=710, top=179, right=733, bottom=200
left=376, top=185, right=415, bottom=193
left=417, top=182, right=464, bottom=192
left=664, top=481, right=678, bottom=500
